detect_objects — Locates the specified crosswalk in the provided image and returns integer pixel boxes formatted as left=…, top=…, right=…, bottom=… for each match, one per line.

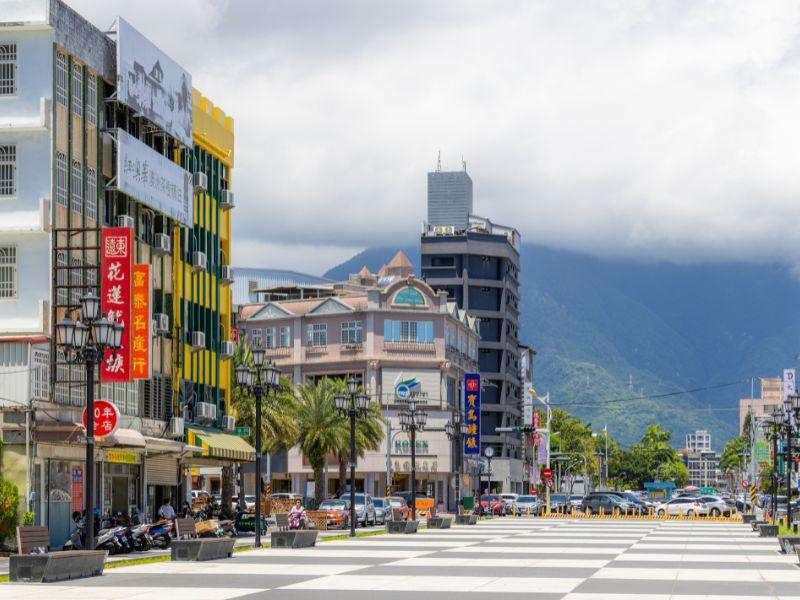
left=3, top=517, right=798, bottom=599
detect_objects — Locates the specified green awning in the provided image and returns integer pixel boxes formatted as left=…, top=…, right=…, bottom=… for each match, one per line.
left=186, top=428, right=255, bottom=462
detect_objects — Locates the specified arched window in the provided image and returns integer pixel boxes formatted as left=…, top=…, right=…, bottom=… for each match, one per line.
left=394, top=287, right=425, bottom=306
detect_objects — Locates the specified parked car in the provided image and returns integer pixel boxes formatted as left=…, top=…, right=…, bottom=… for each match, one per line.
left=318, top=499, right=350, bottom=529
left=512, top=495, right=541, bottom=515
left=480, top=494, right=505, bottom=515
left=582, top=492, right=636, bottom=515
left=236, top=495, right=256, bottom=512
left=499, top=493, right=519, bottom=515
left=384, top=497, right=410, bottom=521
left=606, top=491, right=650, bottom=514
left=396, top=491, right=428, bottom=508
left=548, top=494, right=569, bottom=514
left=340, top=493, right=376, bottom=527
left=569, top=495, right=584, bottom=510
left=372, top=498, right=389, bottom=524
left=655, top=497, right=710, bottom=517
left=700, top=495, right=732, bottom=517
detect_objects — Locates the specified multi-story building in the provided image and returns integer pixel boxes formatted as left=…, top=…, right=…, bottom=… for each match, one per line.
left=421, top=174, right=524, bottom=493
left=683, top=450, right=722, bottom=489
left=237, top=254, right=480, bottom=508
left=0, top=2, right=249, bottom=544
left=739, top=377, right=783, bottom=433
left=686, top=430, right=712, bottom=452
left=427, top=166, right=473, bottom=230
left=231, top=267, right=333, bottom=308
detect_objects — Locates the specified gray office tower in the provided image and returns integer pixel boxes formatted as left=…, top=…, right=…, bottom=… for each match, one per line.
left=427, top=170, right=473, bottom=230
left=421, top=172, right=523, bottom=494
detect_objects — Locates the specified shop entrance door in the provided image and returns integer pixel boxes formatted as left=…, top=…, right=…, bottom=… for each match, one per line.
left=111, top=477, right=128, bottom=515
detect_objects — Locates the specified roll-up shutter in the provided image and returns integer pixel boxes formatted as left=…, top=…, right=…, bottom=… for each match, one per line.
left=146, top=455, right=179, bottom=486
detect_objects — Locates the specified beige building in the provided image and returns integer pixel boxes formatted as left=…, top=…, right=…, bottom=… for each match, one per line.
left=739, top=378, right=782, bottom=433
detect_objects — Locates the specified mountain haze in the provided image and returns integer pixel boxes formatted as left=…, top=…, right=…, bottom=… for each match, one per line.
left=325, top=245, right=800, bottom=448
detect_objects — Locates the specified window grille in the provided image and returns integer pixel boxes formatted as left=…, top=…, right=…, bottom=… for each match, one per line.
left=0, top=144, right=15, bottom=197
left=55, top=152, right=67, bottom=206
left=71, top=63, right=82, bottom=117
left=265, top=327, right=275, bottom=349
left=0, top=43, right=16, bottom=96
left=279, top=326, right=291, bottom=348
left=55, top=52, right=68, bottom=107
left=0, top=245, right=15, bottom=299
left=70, top=255, right=81, bottom=305
left=250, top=328, right=262, bottom=349
left=86, top=168, right=97, bottom=221
left=306, top=323, right=327, bottom=347
left=56, top=251, right=67, bottom=305
left=341, top=320, right=362, bottom=344
left=86, top=73, right=97, bottom=126
left=71, top=161, right=82, bottom=214
left=31, top=348, right=49, bottom=400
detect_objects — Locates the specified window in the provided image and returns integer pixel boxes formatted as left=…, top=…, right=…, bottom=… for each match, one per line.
left=0, top=43, right=16, bottom=96
left=71, top=63, right=82, bottom=117
left=341, top=320, right=362, bottom=344
left=384, top=320, right=433, bottom=343
left=86, top=73, right=97, bottom=126
left=56, top=251, right=67, bottom=305
left=394, top=287, right=425, bottom=306
left=0, top=342, right=25, bottom=365
left=249, top=328, right=262, bottom=349
left=55, top=52, right=68, bottom=106
left=0, top=245, right=15, bottom=299
left=279, top=325, right=291, bottom=348
left=31, top=348, right=49, bottom=400
left=86, top=168, right=97, bottom=221
left=55, top=152, right=67, bottom=206
left=71, top=161, right=82, bottom=214
left=70, top=256, right=82, bottom=305
left=307, top=323, right=327, bottom=347
left=265, top=326, right=276, bottom=349
left=0, top=144, right=15, bottom=196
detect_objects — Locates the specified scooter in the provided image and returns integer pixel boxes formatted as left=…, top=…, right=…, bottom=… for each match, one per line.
left=149, top=519, right=174, bottom=548
left=63, top=512, right=117, bottom=553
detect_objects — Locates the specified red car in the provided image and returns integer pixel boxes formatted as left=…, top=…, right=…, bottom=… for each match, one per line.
left=480, top=494, right=505, bottom=515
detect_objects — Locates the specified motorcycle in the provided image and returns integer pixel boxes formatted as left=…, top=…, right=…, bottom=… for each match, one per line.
left=149, top=519, right=174, bottom=548
left=63, top=511, right=117, bottom=553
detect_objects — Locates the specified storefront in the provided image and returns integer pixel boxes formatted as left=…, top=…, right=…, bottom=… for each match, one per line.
left=184, top=428, right=256, bottom=504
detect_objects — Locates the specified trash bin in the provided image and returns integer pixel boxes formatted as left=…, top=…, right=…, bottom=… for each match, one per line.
left=462, top=496, right=474, bottom=513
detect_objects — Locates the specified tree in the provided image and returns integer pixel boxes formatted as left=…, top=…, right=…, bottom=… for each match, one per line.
left=609, top=424, right=685, bottom=488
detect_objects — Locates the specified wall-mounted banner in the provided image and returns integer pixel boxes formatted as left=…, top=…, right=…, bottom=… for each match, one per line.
left=784, top=369, right=797, bottom=424
left=116, top=128, right=193, bottom=225
left=463, top=373, right=481, bottom=456
left=101, top=227, right=133, bottom=382
left=116, top=17, right=192, bottom=147
left=132, top=264, right=152, bottom=380
left=523, top=387, right=533, bottom=425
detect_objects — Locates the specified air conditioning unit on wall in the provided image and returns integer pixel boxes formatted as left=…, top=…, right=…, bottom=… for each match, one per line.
left=191, top=331, right=205, bottom=350
left=192, top=251, right=207, bottom=272
left=168, top=416, right=184, bottom=438
left=153, top=233, right=171, bottom=255
left=222, top=415, right=236, bottom=431
left=220, top=189, right=234, bottom=210
left=193, top=172, right=208, bottom=192
left=195, top=401, right=216, bottom=424
left=117, top=214, right=135, bottom=229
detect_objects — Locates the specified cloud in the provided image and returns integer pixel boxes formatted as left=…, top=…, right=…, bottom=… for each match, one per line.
left=67, top=0, right=800, bottom=272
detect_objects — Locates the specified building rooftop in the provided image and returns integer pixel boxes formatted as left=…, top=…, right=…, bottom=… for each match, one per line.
left=232, top=267, right=333, bottom=306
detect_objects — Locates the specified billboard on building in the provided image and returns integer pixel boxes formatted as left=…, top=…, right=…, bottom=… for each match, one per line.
left=116, top=128, right=193, bottom=225
left=383, top=368, right=440, bottom=403
left=463, top=373, right=481, bottom=456
left=116, top=17, right=193, bottom=147
left=131, top=264, right=152, bottom=380
left=101, top=227, right=133, bottom=383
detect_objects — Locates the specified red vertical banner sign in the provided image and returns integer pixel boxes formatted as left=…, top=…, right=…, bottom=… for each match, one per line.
left=131, top=264, right=152, bottom=380
left=101, top=227, right=133, bottom=382
left=71, top=467, right=84, bottom=512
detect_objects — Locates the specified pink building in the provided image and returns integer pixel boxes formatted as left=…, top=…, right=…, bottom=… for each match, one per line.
left=238, top=264, right=480, bottom=508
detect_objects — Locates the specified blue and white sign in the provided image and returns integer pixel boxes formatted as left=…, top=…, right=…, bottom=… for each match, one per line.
left=395, top=377, right=421, bottom=401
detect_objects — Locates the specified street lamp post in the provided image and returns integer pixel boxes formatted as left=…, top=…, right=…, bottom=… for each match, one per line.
left=235, top=350, right=280, bottom=548
left=335, top=378, right=370, bottom=537
left=56, top=292, right=123, bottom=550
left=445, top=409, right=469, bottom=512
left=399, top=399, right=427, bottom=521
left=484, top=446, right=494, bottom=494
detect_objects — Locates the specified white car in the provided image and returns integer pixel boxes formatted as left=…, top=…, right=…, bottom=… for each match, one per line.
left=655, top=497, right=710, bottom=517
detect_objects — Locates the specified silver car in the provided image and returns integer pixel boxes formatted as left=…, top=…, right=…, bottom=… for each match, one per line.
left=372, top=498, right=389, bottom=524
left=340, top=493, right=376, bottom=527
left=512, top=495, right=541, bottom=515
left=700, top=495, right=732, bottom=517
left=655, top=497, right=710, bottom=517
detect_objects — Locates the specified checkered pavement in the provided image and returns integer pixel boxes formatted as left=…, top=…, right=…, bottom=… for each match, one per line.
left=3, top=517, right=798, bottom=599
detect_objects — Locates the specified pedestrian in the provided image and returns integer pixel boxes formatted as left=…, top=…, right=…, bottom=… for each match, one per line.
left=158, top=497, right=176, bottom=521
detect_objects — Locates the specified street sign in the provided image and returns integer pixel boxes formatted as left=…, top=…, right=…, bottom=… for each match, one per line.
left=82, top=399, right=119, bottom=438
left=542, top=467, right=552, bottom=481
left=234, top=426, right=252, bottom=437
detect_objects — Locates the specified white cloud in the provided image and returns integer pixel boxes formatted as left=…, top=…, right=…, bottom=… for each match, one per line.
left=67, top=0, right=800, bottom=272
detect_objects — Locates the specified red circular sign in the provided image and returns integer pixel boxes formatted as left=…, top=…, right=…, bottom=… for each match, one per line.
left=82, top=400, right=120, bottom=438
left=542, top=468, right=553, bottom=480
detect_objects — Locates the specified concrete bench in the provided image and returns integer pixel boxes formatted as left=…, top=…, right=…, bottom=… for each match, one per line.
left=171, top=518, right=235, bottom=561
left=270, top=530, right=319, bottom=548
left=741, top=514, right=756, bottom=524
left=387, top=520, right=418, bottom=534
left=751, top=520, right=767, bottom=531
left=456, top=514, right=478, bottom=525
left=778, top=535, right=800, bottom=554
left=10, top=526, right=106, bottom=583
left=427, top=516, right=453, bottom=529
left=758, top=524, right=779, bottom=537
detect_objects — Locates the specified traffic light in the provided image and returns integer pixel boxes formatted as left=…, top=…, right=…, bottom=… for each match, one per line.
left=512, top=425, right=536, bottom=433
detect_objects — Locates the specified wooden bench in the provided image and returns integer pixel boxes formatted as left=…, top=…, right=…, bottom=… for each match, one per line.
left=10, top=526, right=106, bottom=583
left=171, top=518, right=236, bottom=561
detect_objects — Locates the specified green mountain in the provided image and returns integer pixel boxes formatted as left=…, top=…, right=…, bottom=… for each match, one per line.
left=325, top=245, right=800, bottom=448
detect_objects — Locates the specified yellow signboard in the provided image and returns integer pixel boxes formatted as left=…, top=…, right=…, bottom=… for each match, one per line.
left=107, top=450, right=138, bottom=464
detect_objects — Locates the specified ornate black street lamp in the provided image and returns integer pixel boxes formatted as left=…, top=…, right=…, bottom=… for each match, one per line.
left=335, top=377, right=370, bottom=537
left=235, top=348, right=280, bottom=547
left=445, top=409, right=468, bottom=512
left=56, top=292, right=123, bottom=550
left=399, top=399, right=427, bottom=521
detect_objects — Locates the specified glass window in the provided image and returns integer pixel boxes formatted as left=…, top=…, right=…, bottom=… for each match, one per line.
left=55, top=52, right=68, bottom=106
left=249, top=328, right=262, bottom=349
left=56, top=251, right=67, bottom=305
left=0, top=144, right=15, bottom=197
left=31, top=348, right=49, bottom=400
left=0, top=43, right=16, bottom=96
left=70, top=256, right=82, bottom=305
left=394, top=287, right=425, bottom=306
left=55, top=152, right=68, bottom=206
left=341, top=320, right=362, bottom=344
left=384, top=320, right=433, bottom=343
left=86, top=73, right=97, bottom=126
left=279, top=325, right=291, bottom=348
left=265, top=327, right=275, bottom=349
left=307, top=323, right=327, bottom=347
left=71, top=161, right=82, bottom=214
left=86, top=168, right=97, bottom=221
left=0, top=245, right=15, bottom=299
left=71, top=63, right=82, bottom=117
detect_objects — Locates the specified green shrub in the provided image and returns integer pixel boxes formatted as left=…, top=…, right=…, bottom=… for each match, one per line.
left=0, top=478, right=19, bottom=542
left=22, top=511, right=35, bottom=526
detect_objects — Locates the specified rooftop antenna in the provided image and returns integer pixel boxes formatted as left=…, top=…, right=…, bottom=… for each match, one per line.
left=436, top=151, right=442, bottom=172
left=462, top=155, right=467, bottom=172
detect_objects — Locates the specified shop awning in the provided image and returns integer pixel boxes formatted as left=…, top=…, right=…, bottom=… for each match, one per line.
left=101, top=428, right=146, bottom=449
left=186, top=428, right=255, bottom=462
left=144, top=436, right=187, bottom=456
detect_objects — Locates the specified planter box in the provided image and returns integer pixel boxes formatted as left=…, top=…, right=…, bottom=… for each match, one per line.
left=427, top=517, right=453, bottom=529
left=10, top=551, right=106, bottom=583
left=270, top=530, right=319, bottom=549
left=456, top=514, right=478, bottom=525
left=387, top=520, right=418, bottom=534
left=778, top=535, right=800, bottom=553
left=171, top=538, right=236, bottom=561
left=742, top=514, right=756, bottom=524
left=758, top=524, right=779, bottom=537
left=752, top=520, right=767, bottom=531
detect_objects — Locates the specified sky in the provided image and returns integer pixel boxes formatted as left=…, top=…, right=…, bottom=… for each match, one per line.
left=68, top=0, right=800, bottom=276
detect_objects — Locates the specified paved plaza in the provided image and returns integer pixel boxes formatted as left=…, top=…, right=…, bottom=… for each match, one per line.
left=3, top=517, right=799, bottom=600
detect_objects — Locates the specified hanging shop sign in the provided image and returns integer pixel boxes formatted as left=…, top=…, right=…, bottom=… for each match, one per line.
left=107, top=450, right=138, bottom=465
left=71, top=467, right=84, bottom=512
left=115, top=128, right=193, bottom=225
left=116, top=17, right=193, bottom=147
left=463, top=373, right=481, bottom=456
left=131, top=264, right=152, bottom=380
left=101, top=227, right=133, bottom=383
left=82, top=399, right=120, bottom=438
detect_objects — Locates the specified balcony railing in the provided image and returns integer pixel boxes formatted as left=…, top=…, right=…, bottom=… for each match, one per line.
left=304, top=346, right=328, bottom=359
left=341, top=342, right=364, bottom=352
left=383, top=341, right=436, bottom=354
left=266, top=347, right=292, bottom=358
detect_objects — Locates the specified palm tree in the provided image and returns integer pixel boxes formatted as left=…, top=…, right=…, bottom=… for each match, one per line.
left=295, top=379, right=346, bottom=504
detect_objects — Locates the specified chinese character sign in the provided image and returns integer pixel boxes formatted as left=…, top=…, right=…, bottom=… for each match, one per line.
left=131, top=264, right=152, bottom=380
left=82, top=399, right=120, bottom=438
left=463, top=373, right=481, bottom=456
left=101, top=227, right=133, bottom=382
